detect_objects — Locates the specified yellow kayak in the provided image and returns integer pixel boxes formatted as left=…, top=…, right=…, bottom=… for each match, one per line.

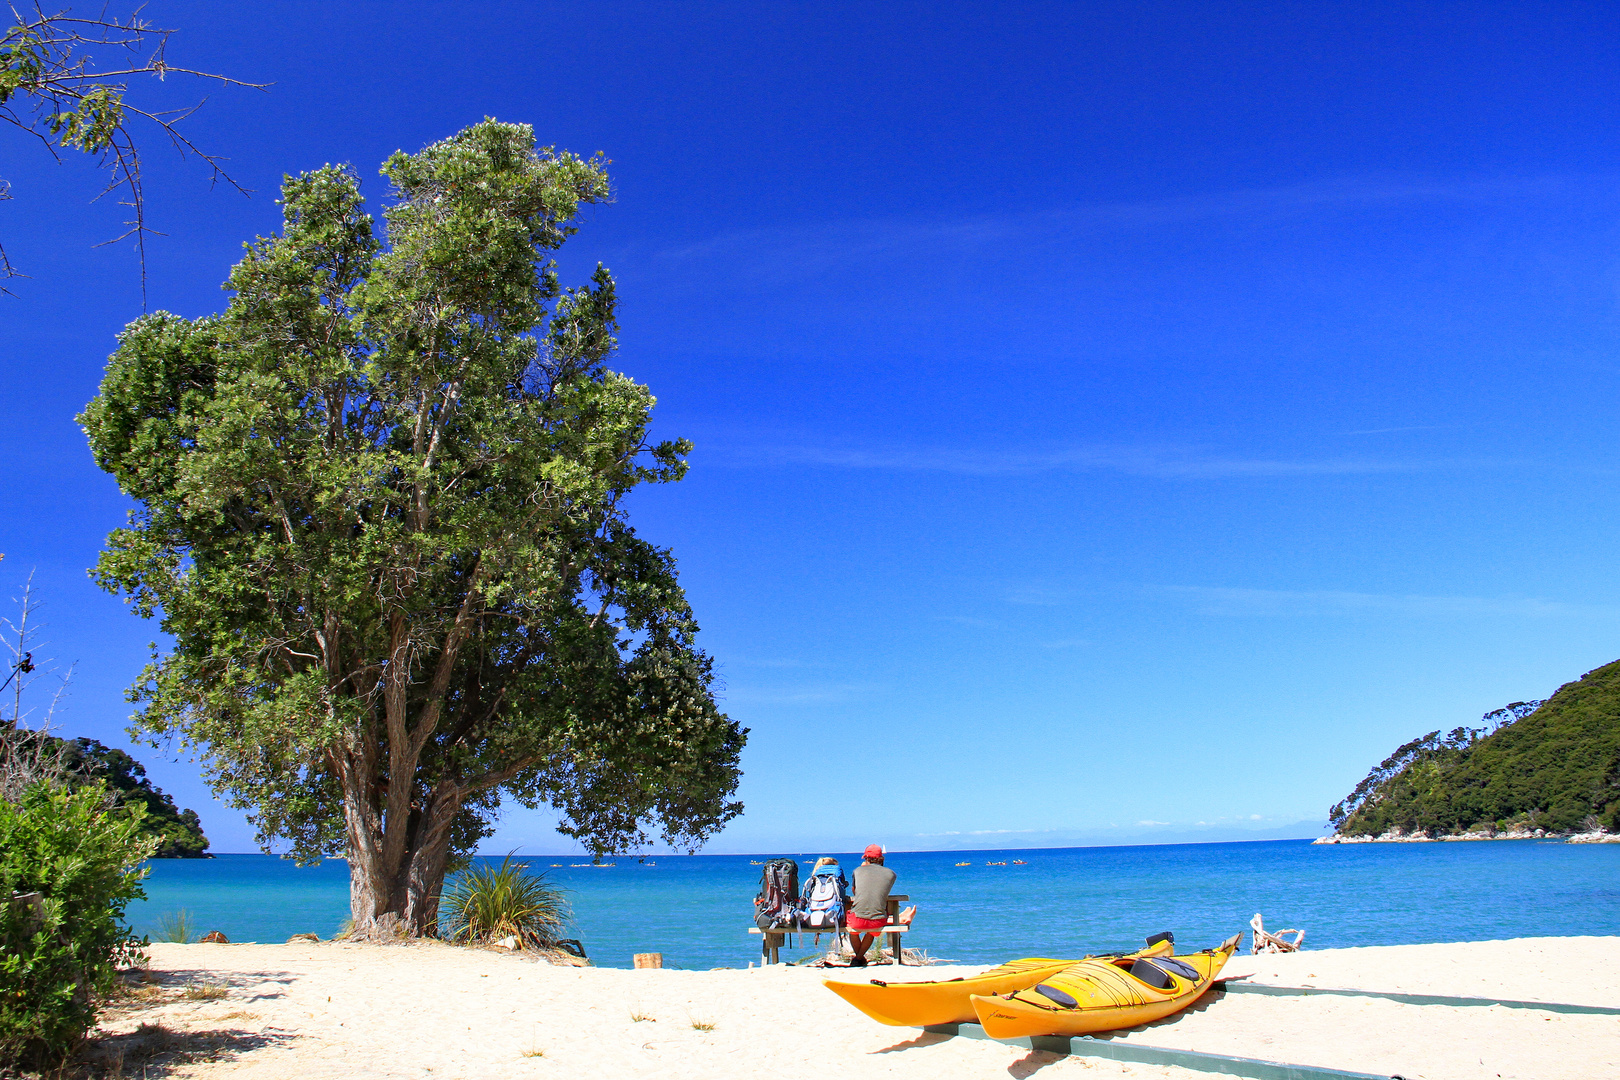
left=823, top=936, right=1175, bottom=1028
left=971, top=933, right=1241, bottom=1038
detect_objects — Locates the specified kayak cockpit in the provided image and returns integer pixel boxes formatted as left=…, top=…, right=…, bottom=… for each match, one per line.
left=1115, top=955, right=1203, bottom=991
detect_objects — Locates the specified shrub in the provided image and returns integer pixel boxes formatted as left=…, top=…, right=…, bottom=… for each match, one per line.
left=0, top=782, right=156, bottom=1067
left=438, top=855, right=570, bottom=950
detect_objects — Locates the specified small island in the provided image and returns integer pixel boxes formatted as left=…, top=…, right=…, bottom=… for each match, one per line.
left=1318, top=659, right=1620, bottom=843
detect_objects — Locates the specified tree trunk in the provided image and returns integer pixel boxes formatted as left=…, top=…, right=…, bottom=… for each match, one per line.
left=342, top=779, right=463, bottom=940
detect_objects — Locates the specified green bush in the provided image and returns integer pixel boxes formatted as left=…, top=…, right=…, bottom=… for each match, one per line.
left=439, top=855, right=570, bottom=950
left=0, top=783, right=156, bottom=1068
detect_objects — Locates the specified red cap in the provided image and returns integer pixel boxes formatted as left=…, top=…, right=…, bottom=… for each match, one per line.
left=863, top=844, right=884, bottom=860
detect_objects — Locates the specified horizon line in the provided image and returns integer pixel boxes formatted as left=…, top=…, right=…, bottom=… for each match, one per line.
left=201, top=835, right=1327, bottom=860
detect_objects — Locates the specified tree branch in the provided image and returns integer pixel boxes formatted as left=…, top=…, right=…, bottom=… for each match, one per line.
left=1, top=2, right=268, bottom=297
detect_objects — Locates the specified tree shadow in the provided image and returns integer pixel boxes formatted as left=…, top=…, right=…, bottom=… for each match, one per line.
left=129, top=967, right=298, bottom=1002
left=78, top=1022, right=294, bottom=1077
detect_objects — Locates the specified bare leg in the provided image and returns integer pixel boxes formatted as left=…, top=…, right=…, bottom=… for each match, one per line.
left=851, top=932, right=874, bottom=961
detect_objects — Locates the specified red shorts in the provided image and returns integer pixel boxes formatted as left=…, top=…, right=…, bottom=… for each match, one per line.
left=847, top=914, right=888, bottom=932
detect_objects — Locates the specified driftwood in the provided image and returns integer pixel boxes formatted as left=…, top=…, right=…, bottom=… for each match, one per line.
left=1250, top=912, right=1304, bottom=954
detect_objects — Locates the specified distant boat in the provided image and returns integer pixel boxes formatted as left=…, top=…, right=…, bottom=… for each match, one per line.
left=550, top=864, right=563, bottom=867
left=986, top=861, right=1007, bottom=866
left=955, top=861, right=971, bottom=866
left=1012, top=860, right=1028, bottom=865
left=749, top=860, right=764, bottom=865
left=569, top=863, right=616, bottom=868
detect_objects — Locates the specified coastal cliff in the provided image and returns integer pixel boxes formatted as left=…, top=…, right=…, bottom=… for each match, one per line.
left=1323, top=659, right=1620, bottom=842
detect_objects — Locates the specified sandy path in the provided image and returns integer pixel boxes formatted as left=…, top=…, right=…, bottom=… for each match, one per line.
left=90, top=936, right=1619, bottom=1080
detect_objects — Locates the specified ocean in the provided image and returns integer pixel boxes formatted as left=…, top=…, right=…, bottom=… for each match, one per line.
left=127, top=840, right=1620, bottom=970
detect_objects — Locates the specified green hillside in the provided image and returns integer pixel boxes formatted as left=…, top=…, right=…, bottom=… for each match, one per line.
left=1331, top=659, right=1620, bottom=836
left=54, top=737, right=211, bottom=857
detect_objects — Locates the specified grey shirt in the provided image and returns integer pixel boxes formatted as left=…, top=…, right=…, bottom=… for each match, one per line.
left=850, top=861, right=897, bottom=920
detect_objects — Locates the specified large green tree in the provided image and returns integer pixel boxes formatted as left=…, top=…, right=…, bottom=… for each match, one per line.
left=79, top=120, right=745, bottom=937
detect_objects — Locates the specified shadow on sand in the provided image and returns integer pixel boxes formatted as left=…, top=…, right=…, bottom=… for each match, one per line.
left=79, top=1023, right=294, bottom=1078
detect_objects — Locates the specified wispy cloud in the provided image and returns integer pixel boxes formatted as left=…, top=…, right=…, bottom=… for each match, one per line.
left=936, top=614, right=1000, bottom=628
left=763, top=443, right=1429, bottom=479
left=1164, top=585, right=1612, bottom=619
left=1137, top=820, right=1171, bottom=826
left=1345, top=425, right=1454, bottom=436
left=722, top=683, right=881, bottom=706
left=652, top=173, right=1589, bottom=285
left=1006, top=586, right=1079, bottom=607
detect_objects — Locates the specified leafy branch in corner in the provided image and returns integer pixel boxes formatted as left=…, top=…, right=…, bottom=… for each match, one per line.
left=0, top=2, right=266, bottom=296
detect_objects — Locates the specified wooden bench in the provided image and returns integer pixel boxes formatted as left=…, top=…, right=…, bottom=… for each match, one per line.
left=749, top=895, right=910, bottom=965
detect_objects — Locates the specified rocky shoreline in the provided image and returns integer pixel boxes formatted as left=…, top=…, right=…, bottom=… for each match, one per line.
left=1314, top=828, right=1620, bottom=844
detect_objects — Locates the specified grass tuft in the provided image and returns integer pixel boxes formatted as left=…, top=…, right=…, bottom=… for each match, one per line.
left=690, top=1019, right=715, bottom=1032
left=630, top=1012, right=655, bottom=1022
left=182, top=983, right=229, bottom=1001
left=440, top=854, right=571, bottom=950
left=155, top=909, right=196, bottom=943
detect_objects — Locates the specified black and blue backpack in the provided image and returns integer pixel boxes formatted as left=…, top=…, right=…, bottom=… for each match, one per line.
left=800, top=864, right=848, bottom=929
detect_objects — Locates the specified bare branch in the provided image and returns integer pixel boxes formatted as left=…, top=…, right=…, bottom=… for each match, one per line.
left=0, top=2, right=269, bottom=297
left=0, top=567, right=77, bottom=800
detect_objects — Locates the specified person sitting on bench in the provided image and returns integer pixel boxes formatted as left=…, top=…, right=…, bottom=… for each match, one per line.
left=846, top=844, right=916, bottom=967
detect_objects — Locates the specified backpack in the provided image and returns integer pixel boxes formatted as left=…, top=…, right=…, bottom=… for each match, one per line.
left=754, top=858, right=801, bottom=929
left=800, top=867, right=848, bottom=930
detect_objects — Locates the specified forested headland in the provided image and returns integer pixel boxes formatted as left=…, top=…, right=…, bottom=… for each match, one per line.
left=53, top=738, right=210, bottom=857
left=1327, top=659, right=1620, bottom=838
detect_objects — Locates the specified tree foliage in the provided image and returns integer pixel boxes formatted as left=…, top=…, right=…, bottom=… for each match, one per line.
left=0, top=2, right=261, bottom=288
left=1331, top=662, right=1620, bottom=835
left=79, top=119, right=745, bottom=935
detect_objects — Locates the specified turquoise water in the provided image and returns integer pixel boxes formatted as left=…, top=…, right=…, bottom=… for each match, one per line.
left=127, top=840, right=1620, bottom=969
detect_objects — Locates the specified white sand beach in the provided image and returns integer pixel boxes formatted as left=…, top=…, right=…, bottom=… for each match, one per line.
left=91, top=936, right=1619, bottom=1080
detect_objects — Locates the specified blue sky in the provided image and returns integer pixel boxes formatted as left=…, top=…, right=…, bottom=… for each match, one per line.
left=4, top=2, right=1620, bottom=854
